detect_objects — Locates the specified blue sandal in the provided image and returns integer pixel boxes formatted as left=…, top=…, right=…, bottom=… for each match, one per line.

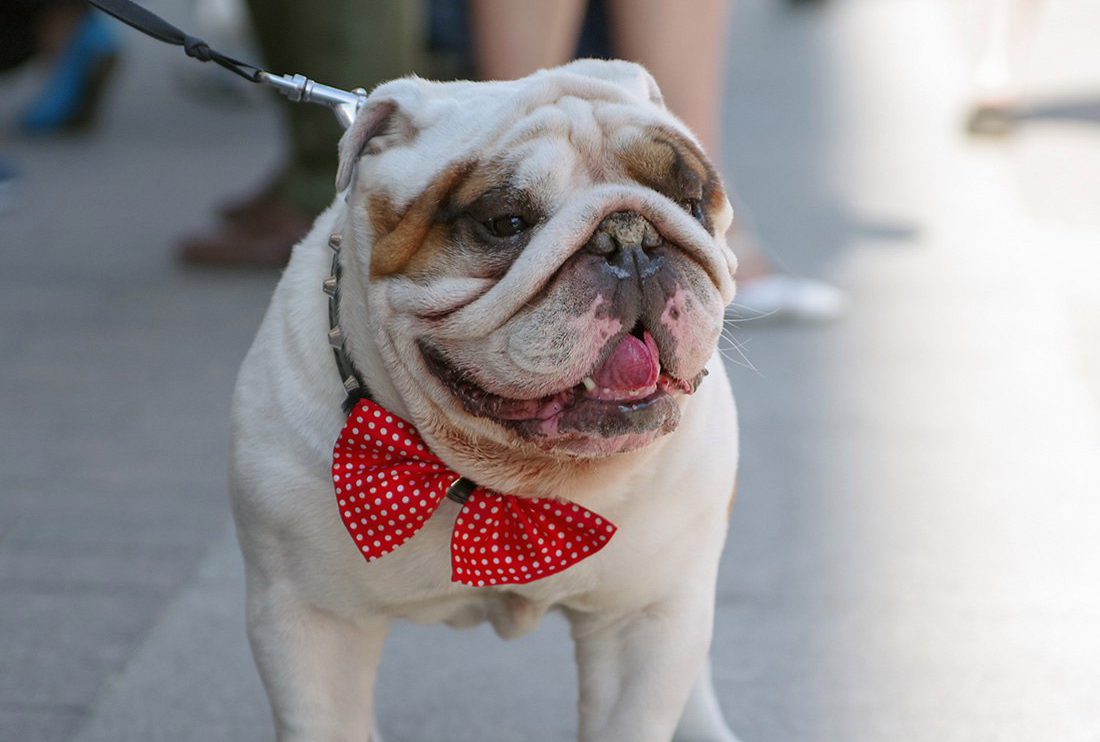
left=19, top=11, right=119, bottom=135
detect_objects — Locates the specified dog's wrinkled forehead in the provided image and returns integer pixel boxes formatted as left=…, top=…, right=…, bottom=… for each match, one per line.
left=335, top=59, right=680, bottom=202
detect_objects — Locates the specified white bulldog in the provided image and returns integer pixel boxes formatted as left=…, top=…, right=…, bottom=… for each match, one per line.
left=230, top=59, right=741, bottom=742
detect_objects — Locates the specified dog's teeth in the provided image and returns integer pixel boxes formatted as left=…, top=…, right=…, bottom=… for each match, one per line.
left=581, top=377, right=597, bottom=392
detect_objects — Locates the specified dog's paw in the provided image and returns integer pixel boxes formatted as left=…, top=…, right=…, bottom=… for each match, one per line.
left=672, top=719, right=742, bottom=742
left=672, top=733, right=742, bottom=742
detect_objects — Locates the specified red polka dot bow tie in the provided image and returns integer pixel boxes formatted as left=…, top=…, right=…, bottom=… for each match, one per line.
left=332, top=399, right=617, bottom=586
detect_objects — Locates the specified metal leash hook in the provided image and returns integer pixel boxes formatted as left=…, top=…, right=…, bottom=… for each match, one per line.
left=86, top=0, right=367, bottom=129
left=258, top=73, right=368, bottom=130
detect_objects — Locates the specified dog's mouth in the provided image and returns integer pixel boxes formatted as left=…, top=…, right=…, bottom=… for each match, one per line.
left=419, top=324, right=704, bottom=451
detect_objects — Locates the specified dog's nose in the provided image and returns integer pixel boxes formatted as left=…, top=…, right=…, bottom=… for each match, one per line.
left=585, top=211, right=664, bottom=280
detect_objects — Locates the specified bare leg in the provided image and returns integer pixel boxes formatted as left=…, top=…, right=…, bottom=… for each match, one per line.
left=470, top=0, right=588, bottom=80
left=571, top=603, right=712, bottom=741
left=605, top=0, right=730, bottom=159
left=605, top=0, right=846, bottom=324
left=605, top=0, right=781, bottom=284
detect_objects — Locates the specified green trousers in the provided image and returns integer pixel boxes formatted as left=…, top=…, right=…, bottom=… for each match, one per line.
left=245, top=0, right=424, bottom=214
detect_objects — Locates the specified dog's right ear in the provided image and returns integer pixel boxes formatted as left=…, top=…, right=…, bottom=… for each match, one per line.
left=335, top=99, right=415, bottom=192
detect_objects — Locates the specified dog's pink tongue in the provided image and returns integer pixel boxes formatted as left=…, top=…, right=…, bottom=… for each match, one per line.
left=591, top=332, right=660, bottom=394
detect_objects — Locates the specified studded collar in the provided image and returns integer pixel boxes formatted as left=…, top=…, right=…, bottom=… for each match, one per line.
left=322, top=227, right=368, bottom=413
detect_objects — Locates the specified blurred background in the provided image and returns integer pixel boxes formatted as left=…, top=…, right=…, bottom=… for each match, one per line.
left=1, top=0, right=1098, bottom=740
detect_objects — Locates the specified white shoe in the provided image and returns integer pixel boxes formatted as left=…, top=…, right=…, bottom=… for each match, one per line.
left=726, top=273, right=846, bottom=323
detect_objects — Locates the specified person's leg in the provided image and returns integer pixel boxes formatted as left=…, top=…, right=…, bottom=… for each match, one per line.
left=604, top=0, right=779, bottom=276
left=605, top=0, right=730, bottom=159
left=256, top=0, right=425, bottom=215
left=180, top=0, right=423, bottom=266
left=469, top=0, right=588, bottom=79
left=606, top=0, right=844, bottom=319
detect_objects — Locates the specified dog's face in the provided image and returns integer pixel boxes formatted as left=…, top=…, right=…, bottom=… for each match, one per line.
left=337, top=61, right=736, bottom=462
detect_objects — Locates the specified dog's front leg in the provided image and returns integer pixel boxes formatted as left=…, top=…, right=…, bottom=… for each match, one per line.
left=247, top=582, right=390, bottom=742
left=569, top=585, right=716, bottom=742
left=673, top=659, right=741, bottom=742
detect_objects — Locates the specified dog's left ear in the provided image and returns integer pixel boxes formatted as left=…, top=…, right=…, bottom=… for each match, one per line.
left=335, top=99, right=415, bottom=192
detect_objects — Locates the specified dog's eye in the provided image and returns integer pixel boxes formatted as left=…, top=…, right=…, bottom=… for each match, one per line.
left=484, top=215, right=530, bottom=238
left=680, top=198, right=705, bottom=222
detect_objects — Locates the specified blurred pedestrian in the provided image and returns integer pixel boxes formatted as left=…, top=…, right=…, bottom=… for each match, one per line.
left=177, top=0, right=424, bottom=267
left=470, top=0, right=844, bottom=322
left=0, top=0, right=120, bottom=134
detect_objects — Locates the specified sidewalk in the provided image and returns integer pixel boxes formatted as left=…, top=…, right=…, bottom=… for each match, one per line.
left=2, top=1, right=1098, bottom=740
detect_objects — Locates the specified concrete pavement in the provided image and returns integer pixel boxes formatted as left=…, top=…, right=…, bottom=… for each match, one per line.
left=2, top=0, right=1098, bottom=740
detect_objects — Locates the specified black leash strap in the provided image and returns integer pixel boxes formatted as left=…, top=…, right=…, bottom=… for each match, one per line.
left=87, top=0, right=263, bottom=82
left=86, top=0, right=368, bottom=127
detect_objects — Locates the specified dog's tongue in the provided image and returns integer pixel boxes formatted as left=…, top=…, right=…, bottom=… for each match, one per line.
left=590, top=331, right=660, bottom=397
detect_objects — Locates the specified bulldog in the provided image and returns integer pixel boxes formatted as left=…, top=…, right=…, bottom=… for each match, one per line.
left=230, top=59, right=741, bottom=742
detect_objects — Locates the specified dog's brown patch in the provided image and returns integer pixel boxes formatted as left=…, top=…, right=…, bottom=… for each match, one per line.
left=618, top=128, right=726, bottom=232
left=727, top=479, right=739, bottom=521
left=369, top=194, right=401, bottom=238
left=450, top=159, right=520, bottom=212
left=619, top=136, right=680, bottom=193
left=370, top=161, right=476, bottom=277
left=371, top=158, right=537, bottom=281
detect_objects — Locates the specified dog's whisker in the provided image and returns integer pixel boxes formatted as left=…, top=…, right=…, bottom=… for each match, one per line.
left=723, top=302, right=783, bottom=323
left=716, top=328, right=761, bottom=376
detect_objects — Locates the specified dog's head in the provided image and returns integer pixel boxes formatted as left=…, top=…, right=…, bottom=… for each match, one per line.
left=335, top=60, right=735, bottom=470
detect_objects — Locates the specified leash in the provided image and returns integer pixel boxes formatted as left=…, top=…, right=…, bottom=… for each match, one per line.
left=86, top=0, right=368, bottom=128
left=87, top=0, right=527, bottom=507
left=88, top=0, right=376, bottom=407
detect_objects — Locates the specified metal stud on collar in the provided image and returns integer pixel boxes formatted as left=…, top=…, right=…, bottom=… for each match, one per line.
left=324, top=228, right=364, bottom=409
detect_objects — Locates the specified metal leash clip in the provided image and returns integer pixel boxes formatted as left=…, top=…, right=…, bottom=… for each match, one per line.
left=258, top=73, right=367, bottom=129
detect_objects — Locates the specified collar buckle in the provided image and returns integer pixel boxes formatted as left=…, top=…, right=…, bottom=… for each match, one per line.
left=446, top=477, right=476, bottom=505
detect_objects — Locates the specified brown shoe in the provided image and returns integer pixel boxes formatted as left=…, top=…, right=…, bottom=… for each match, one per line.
left=177, top=198, right=312, bottom=268
left=216, top=181, right=282, bottom=223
